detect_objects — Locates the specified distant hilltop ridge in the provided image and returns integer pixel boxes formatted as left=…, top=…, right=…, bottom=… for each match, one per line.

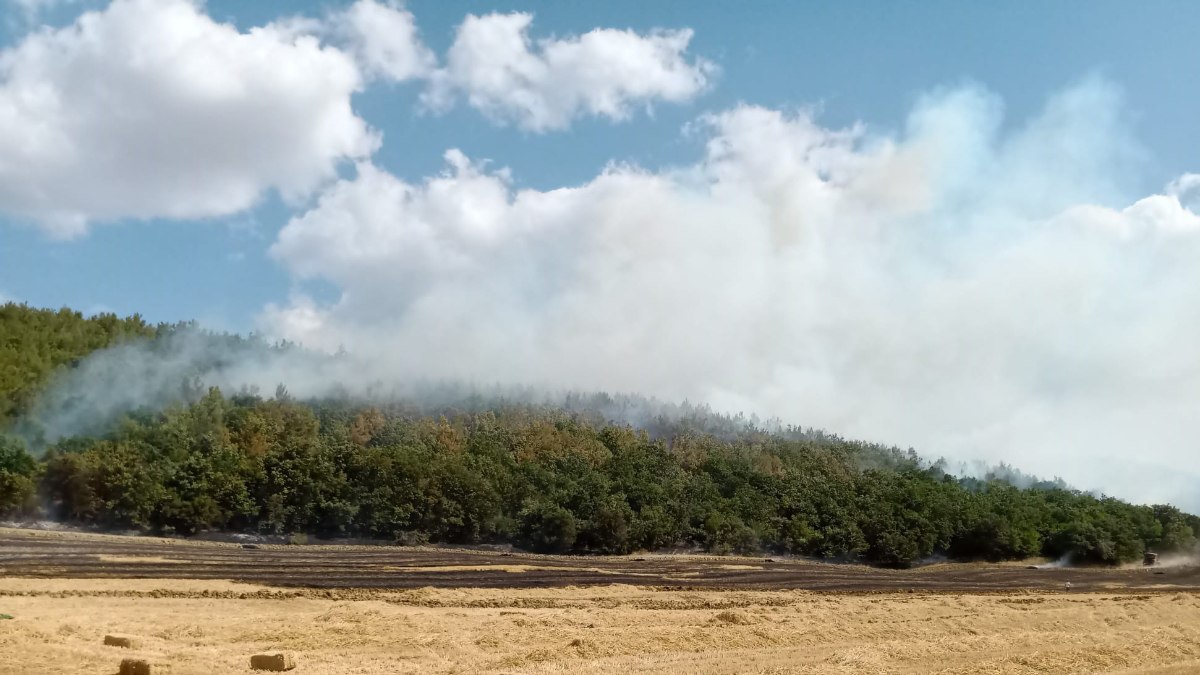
left=1, top=303, right=1195, bottom=567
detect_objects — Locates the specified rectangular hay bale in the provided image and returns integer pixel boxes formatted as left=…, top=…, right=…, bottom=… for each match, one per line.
left=250, top=652, right=296, bottom=671
left=104, top=634, right=143, bottom=649
left=119, top=658, right=152, bottom=675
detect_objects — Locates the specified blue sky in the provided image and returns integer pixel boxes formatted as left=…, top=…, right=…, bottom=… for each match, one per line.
left=2, top=0, right=1200, bottom=504
left=2, top=0, right=1199, bottom=329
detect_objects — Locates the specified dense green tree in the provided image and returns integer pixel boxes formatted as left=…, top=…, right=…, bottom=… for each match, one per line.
left=0, top=304, right=159, bottom=423
left=1, top=304, right=1195, bottom=566
left=518, top=500, right=578, bottom=553
left=12, top=387, right=1193, bottom=566
left=0, top=435, right=38, bottom=516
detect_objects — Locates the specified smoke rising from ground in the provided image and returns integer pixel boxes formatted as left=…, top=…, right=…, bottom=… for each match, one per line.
left=18, top=77, right=1200, bottom=512
left=19, top=328, right=805, bottom=448
left=260, top=77, right=1200, bottom=510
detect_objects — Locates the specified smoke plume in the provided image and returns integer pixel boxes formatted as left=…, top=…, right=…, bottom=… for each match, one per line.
left=18, top=76, right=1200, bottom=512
left=251, top=77, right=1200, bottom=510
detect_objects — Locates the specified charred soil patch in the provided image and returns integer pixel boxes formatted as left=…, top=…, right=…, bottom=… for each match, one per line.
left=2, top=527, right=1197, bottom=594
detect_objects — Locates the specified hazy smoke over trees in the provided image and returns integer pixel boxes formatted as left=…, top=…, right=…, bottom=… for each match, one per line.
left=3, top=1, right=1198, bottom=512
left=257, top=79, right=1200, bottom=511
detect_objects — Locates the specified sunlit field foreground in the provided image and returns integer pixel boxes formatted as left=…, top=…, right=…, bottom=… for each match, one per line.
left=3, top=529, right=1200, bottom=673
left=6, top=580, right=1200, bottom=674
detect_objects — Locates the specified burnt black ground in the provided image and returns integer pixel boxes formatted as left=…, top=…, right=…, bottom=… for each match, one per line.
left=2, top=528, right=1197, bottom=593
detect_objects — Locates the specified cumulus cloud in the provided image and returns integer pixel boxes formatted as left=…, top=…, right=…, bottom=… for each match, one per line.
left=423, top=12, right=714, bottom=131
left=264, top=78, right=1200, bottom=509
left=330, top=0, right=434, bottom=82
left=0, top=0, right=715, bottom=237
left=1168, top=173, right=1200, bottom=209
left=0, top=0, right=377, bottom=237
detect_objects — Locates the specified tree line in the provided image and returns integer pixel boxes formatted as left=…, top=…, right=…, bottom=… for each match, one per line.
left=1, top=388, right=1195, bottom=566
left=0, top=303, right=1195, bottom=566
left=0, top=303, right=159, bottom=423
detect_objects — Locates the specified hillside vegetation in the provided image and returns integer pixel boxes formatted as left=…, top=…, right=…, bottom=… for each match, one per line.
left=0, top=303, right=159, bottom=422
left=0, top=303, right=1196, bottom=566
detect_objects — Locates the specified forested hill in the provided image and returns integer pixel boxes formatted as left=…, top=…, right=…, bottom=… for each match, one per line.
left=0, top=303, right=1197, bottom=567
left=0, top=304, right=162, bottom=422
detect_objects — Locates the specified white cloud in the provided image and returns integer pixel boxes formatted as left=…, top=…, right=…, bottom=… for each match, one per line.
left=1168, top=173, right=1200, bottom=211
left=265, top=78, right=1200, bottom=510
left=0, top=0, right=377, bottom=237
left=0, top=1, right=714, bottom=237
left=423, top=12, right=714, bottom=131
left=331, top=0, right=434, bottom=82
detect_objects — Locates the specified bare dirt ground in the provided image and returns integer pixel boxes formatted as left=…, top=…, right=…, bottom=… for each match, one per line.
left=3, top=527, right=1200, bottom=674
left=4, top=527, right=1197, bottom=592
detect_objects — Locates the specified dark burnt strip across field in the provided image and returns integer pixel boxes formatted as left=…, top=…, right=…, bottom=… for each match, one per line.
left=2, top=529, right=1197, bottom=593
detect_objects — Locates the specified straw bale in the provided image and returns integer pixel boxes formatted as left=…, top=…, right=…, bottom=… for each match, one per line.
left=104, top=634, right=142, bottom=649
left=250, top=651, right=296, bottom=671
left=119, top=658, right=151, bottom=675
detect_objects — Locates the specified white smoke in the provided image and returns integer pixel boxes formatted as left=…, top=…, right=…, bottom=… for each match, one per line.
left=14, top=330, right=341, bottom=443
left=18, top=327, right=796, bottom=448
left=5, top=1, right=1197, bottom=512
left=258, top=77, right=1200, bottom=511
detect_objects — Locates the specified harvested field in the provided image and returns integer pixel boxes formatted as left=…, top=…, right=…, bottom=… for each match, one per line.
left=3, top=527, right=1198, bottom=593
left=5, top=578, right=1200, bottom=674
left=3, top=528, right=1200, bottom=673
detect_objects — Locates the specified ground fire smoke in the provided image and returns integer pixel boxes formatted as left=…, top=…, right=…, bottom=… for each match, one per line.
left=18, top=77, right=1200, bottom=511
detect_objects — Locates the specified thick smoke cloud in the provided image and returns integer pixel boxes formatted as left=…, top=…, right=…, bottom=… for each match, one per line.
left=5, top=1, right=1196, bottom=510
left=20, top=327, right=781, bottom=451
left=264, top=78, right=1200, bottom=510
